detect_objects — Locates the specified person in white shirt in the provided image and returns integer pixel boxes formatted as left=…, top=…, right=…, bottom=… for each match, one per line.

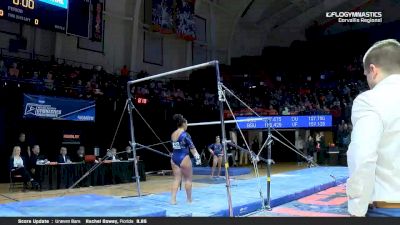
left=347, top=39, right=400, bottom=217
left=9, top=146, right=37, bottom=187
left=110, top=148, right=120, bottom=161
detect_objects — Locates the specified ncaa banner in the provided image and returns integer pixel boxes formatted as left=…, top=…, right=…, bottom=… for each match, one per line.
left=23, top=94, right=95, bottom=122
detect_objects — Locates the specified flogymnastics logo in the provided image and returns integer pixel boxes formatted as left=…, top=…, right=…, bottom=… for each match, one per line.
left=24, top=103, right=62, bottom=118
left=326, top=11, right=382, bottom=23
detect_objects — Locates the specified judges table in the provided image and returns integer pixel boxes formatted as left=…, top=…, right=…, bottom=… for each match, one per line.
left=36, top=160, right=146, bottom=190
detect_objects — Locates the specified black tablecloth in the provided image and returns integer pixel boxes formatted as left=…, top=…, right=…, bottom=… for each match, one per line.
left=36, top=161, right=146, bottom=190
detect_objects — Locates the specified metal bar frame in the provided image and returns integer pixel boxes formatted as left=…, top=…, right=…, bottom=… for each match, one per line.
left=126, top=60, right=234, bottom=216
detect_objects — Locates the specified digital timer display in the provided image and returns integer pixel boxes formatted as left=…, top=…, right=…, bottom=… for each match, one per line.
left=12, top=0, right=35, bottom=10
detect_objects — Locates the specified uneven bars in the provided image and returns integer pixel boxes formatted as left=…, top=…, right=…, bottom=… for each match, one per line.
left=127, top=61, right=218, bottom=85
left=187, top=117, right=269, bottom=126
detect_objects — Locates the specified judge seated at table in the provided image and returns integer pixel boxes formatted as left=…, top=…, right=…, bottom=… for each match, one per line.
left=123, top=146, right=134, bottom=160
left=108, top=148, right=121, bottom=161
left=9, top=146, right=38, bottom=187
left=72, top=146, right=85, bottom=162
left=57, top=147, right=72, bottom=163
left=28, top=145, right=48, bottom=176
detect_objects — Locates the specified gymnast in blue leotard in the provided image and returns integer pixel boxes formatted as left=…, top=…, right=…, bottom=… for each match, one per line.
left=208, top=136, right=224, bottom=178
left=170, top=114, right=201, bottom=205
left=171, top=132, right=194, bottom=166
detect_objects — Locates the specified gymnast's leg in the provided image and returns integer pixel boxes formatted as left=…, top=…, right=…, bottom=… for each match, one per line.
left=217, top=155, right=223, bottom=177
left=211, top=155, right=218, bottom=178
left=180, top=155, right=193, bottom=203
left=170, top=160, right=182, bottom=205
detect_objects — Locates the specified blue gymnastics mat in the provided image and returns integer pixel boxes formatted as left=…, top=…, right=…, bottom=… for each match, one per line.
left=193, top=166, right=251, bottom=176
left=0, top=194, right=166, bottom=217
left=0, top=167, right=348, bottom=217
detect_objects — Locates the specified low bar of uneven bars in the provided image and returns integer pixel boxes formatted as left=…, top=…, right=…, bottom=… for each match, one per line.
left=187, top=117, right=269, bottom=126
left=226, top=141, right=271, bottom=165
left=135, top=143, right=171, bottom=158
left=127, top=61, right=218, bottom=85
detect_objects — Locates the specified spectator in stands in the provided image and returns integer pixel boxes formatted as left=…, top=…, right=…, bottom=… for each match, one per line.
left=268, top=105, right=278, bottom=115
left=251, top=138, right=259, bottom=155
left=9, top=62, right=19, bottom=78
left=295, top=137, right=305, bottom=166
left=343, top=101, right=352, bottom=119
left=282, top=106, right=290, bottom=115
left=336, top=124, right=344, bottom=147
left=9, top=146, right=38, bottom=188
left=57, top=147, right=71, bottom=163
left=75, top=80, right=85, bottom=97
left=93, top=83, right=104, bottom=96
left=32, top=72, right=40, bottom=81
left=173, top=88, right=185, bottom=102
left=44, top=72, right=55, bottom=91
left=0, top=60, right=7, bottom=77
left=16, top=133, right=30, bottom=158
left=137, top=70, right=148, bottom=79
left=342, top=123, right=351, bottom=149
left=323, top=105, right=331, bottom=114
left=239, top=142, right=249, bottom=166
left=306, top=135, right=315, bottom=166
left=227, top=142, right=238, bottom=167
left=315, top=132, right=326, bottom=164
left=73, top=146, right=85, bottom=162
left=121, top=65, right=129, bottom=77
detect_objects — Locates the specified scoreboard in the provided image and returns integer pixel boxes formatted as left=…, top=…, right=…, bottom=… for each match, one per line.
left=0, top=0, right=90, bottom=37
left=236, top=115, right=333, bottom=130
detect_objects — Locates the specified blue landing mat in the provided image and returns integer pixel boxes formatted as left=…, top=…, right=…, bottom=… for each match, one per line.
left=0, top=194, right=166, bottom=217
left=193, top=166, right=251, bottom=176
left=193, top=177, right=232, bottom=184
left=0, top=167, right=348, bottom=217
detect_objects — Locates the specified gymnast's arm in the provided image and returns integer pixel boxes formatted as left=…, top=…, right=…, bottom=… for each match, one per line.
left=208, top=144, right=214, bottom=155
left=185, top=133, right=200, bottom=159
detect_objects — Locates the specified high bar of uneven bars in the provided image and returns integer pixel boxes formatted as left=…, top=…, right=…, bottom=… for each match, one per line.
left=187, top=117, right=270, bottom=126
left=127, top=61, right=218, bottom=85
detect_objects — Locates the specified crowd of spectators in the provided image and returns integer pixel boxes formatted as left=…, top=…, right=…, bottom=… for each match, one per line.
left=0, top=53, right=366, bottom=149
left=0, top=57, right=123, bottom=101
left=1, top=57, right=368, bottom=121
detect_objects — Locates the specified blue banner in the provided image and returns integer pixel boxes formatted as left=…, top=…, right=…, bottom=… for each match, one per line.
left=175, top=0, right=196, bottom=41
left=152, top=0, right=174, bottom=34
left=23, top=94, right=95, bottom=122
left=92, top=0, right=103, bottom=42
